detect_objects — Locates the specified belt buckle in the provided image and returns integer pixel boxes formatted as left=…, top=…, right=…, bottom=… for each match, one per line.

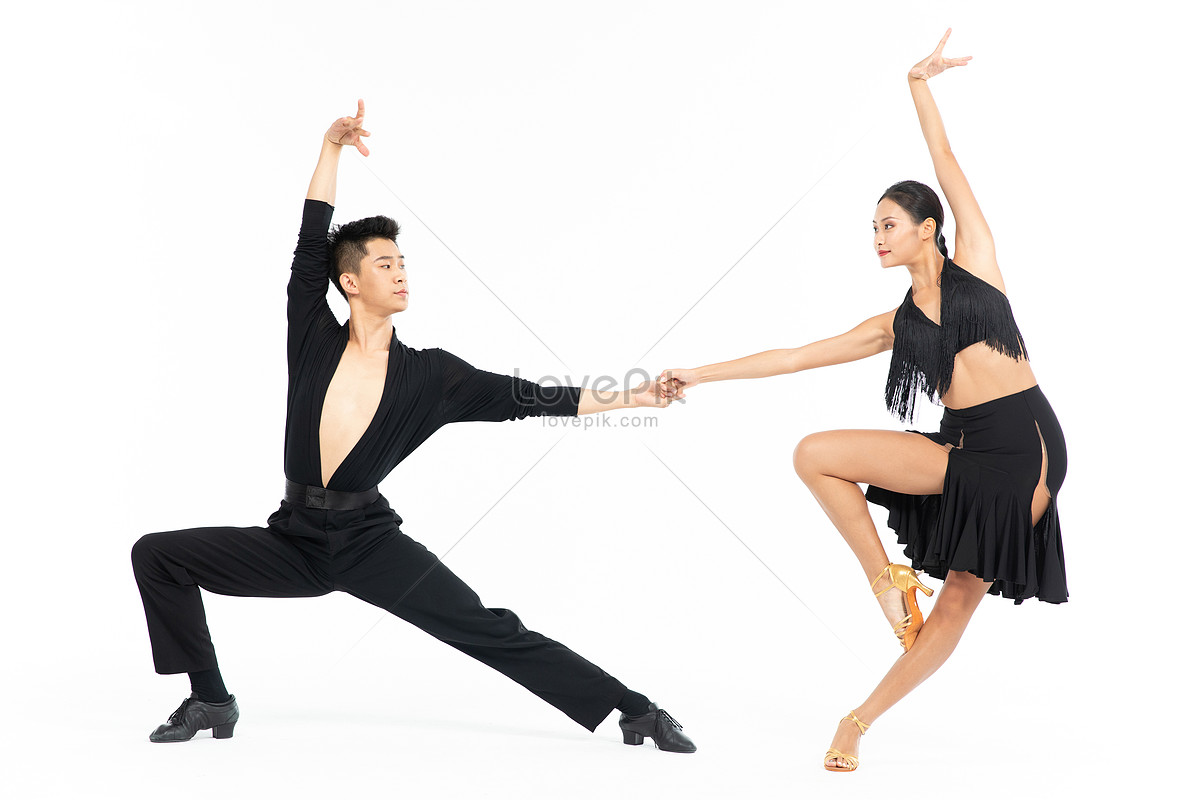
left=306, top=485, right=327, bottom=509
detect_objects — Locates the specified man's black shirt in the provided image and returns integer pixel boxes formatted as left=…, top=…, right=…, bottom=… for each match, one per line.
left=283, top=199, right=580, bottom=492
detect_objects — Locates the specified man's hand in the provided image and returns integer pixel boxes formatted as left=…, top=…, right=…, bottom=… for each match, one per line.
left=325, top=99, right=372, bottom=156
left=577, top=378, right=681, bottom=414
left=632, top=379, right=675, bottom=409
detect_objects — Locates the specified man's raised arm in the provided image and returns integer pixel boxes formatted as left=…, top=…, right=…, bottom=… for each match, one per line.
left=287, top=102, right=372, bottom=371
left=307, top=99, right=371, bottom=205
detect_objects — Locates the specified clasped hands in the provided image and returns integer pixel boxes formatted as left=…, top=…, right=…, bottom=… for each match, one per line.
left=618, top=368, right=697, bottom=409
left=654, top=368, right=696, bottom=404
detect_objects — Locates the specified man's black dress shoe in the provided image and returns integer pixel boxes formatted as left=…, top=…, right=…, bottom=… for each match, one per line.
left=618, top=703, right=697, bottom=753
left=149, top=692, right=239, bottom=743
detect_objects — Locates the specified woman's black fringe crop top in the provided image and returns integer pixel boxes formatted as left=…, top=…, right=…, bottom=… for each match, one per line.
left=884, top=256, right=1029, bottom=422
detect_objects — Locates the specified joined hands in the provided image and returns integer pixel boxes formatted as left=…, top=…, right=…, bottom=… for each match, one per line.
left=653, top=369, right=698, bottom=404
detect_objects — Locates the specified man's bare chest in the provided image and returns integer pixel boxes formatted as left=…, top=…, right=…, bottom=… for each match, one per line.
left=318, top=348, right=390, bottom=486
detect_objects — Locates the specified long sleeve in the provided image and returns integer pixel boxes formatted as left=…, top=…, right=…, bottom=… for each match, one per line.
left=437, top=348, right=580, bottom=424
left=286, top=199, right=339, bottom=373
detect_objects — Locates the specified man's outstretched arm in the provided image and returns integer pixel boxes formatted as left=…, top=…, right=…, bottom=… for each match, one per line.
left=440, top=351, right=674, bottom=425
left=576, top=380, right=671, bottom=415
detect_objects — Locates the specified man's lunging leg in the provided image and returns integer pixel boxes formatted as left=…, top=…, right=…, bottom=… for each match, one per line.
left=337, top=526, right=696, bottom=751
left=131, top=524, right=332, bottom=742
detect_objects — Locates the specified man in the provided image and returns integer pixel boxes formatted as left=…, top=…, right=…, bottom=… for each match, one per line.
left=131, top=101, right=694, bottom=753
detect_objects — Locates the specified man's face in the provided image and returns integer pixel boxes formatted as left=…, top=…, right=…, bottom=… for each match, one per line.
left=345, top=238, right=408, bottom=312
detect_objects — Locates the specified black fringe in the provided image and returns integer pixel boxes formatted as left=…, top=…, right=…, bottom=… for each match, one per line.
left=885, top=257, right=1029, bottom=422
left=884, top=293, right=937, bottom=424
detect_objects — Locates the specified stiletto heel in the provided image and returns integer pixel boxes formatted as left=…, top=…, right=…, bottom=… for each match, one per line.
left=623, top=730, right=645, bottom=746
left=823, top=711, right=870, bottom=772
left=212, top=722, right=236, bottom=739
left=870, top=563, right=934, bottom=651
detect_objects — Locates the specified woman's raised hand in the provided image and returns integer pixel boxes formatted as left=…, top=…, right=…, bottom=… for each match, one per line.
left=909, top=28, right=972, bottom=81
left=326, top=99, right=372, bottom=156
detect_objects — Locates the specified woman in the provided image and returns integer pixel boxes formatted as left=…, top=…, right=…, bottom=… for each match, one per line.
left=657, top=30, right=1067, bottom=771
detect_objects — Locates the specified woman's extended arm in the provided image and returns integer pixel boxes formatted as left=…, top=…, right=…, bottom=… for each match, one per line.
left=657, top=310, right=895, bottom=398
left=908, top=29, right=1004, bottom=290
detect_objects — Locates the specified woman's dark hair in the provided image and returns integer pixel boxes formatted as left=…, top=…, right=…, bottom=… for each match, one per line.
left=327, top=215, right=402, bottom=301
left=878, top=180, right=948, bottom=258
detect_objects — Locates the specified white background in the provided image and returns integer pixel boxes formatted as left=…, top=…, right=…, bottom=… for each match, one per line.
left=2, top=1, right=1196, bottom=797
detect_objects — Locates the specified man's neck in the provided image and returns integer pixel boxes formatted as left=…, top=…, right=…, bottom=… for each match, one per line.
left=346, top=311, right=394, bottom=354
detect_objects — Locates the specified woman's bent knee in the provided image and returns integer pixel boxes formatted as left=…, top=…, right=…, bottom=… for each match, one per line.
left=792, top=432, right=830, bottom=481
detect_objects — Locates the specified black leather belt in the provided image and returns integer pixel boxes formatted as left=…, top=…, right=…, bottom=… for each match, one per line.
left=284, top=479, right=380, bottom=510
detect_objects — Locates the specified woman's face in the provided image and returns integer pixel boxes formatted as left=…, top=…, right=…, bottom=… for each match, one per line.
left=873, top=197, right=927, bottom=269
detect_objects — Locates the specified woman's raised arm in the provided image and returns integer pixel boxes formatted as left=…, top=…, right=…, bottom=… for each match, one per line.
left=908, top=29, right=1004, bottom=289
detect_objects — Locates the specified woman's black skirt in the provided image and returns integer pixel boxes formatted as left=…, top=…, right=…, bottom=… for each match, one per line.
left=865, top=385, right=1068, bottom=604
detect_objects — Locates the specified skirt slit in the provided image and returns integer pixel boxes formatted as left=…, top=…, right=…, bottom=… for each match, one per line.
left=864, top=384, right=1068, bottom=605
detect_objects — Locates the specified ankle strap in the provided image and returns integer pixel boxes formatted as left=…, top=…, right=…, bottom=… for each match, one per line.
left=870, top=564, right=894, bottom=598
left=842, top=711, right=870, bottom=735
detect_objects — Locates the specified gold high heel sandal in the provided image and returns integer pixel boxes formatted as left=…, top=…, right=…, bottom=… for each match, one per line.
left=824, top=711, right=870, bottom=772
left=871, top=563, right=934, bottom=651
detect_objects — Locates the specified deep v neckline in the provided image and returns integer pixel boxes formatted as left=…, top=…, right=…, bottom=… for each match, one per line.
left=907, top=256, right=951, bottom=327
left=907, top=287, right=942, bottom=328
left=319, top=323, right=398, bottom=489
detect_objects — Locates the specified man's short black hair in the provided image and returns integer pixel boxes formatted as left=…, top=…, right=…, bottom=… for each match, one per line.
left=327, top=216, right=401, bottom=302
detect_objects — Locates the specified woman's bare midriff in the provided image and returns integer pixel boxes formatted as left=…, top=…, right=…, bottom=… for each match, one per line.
left=939, top=341, right=1038, bottom=411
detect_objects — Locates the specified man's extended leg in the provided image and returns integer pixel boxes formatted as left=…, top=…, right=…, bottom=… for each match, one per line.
left=335, top=523, right=664, bottom=736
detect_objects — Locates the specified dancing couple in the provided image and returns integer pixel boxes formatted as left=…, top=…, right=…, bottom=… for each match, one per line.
left=132, top=31, right=1066, bottom=771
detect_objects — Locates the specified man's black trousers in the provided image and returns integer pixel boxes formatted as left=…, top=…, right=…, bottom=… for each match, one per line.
left=131, top=493, right=627, bottom=731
